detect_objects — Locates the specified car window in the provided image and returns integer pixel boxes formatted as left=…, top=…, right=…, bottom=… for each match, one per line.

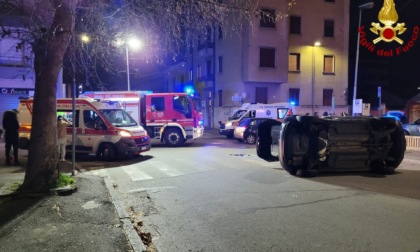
left=238, top=119, right=250, bottom=126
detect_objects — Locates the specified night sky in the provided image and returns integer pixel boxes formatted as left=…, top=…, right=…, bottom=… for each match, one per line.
left=349, top=0, right=420, bottom=108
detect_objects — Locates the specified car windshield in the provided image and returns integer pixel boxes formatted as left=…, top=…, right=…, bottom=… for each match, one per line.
left=100, top=109, right=138, bottom=127
left=238, top=118, right=251, bottom=126
left=230, top=110, right=247, bottom=120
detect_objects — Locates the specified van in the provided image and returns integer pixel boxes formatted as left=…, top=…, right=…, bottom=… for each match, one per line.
left=219, top=103, right=294, bottom=138
left=18, top=97, right=151, bottom=160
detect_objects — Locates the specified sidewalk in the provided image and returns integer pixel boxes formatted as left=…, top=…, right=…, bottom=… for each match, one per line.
left=0, top=139, right=146, bottom=251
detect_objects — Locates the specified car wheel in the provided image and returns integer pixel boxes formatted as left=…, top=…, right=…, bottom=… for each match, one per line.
left=245, top=133, right=256, bottom=144
left=98, top=143, right=116, bottom=161
left=164, top=128, right=185, bottom=147
left=371, top=159, right=396, bottom=175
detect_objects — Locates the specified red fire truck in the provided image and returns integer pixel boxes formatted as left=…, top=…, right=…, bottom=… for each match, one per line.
left=81, top=91, right=204, bottom=147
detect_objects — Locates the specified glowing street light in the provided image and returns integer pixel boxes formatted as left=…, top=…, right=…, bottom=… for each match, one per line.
left=117, top=37, right=143, bottom=91
left=80, top=34, right=90, bottom=92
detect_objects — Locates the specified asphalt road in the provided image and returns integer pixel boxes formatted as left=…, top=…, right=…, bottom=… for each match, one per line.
left=76, top=132, right=420, bottom=252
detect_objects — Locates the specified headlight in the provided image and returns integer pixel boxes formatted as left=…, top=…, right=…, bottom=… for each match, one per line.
left=225, top=122, right=232, bottom=127
left=118, top=130, right=132, bottom=137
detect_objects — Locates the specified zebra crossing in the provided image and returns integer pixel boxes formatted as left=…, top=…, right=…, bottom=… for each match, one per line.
left=86, top=153, right=279, bottom=182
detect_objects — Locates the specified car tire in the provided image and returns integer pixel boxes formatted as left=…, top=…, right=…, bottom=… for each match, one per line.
left=98, top=143, right=116, bottom=161
left=371, top=159, right=396, bottom=175
left=164, top=128, right=185, bottom=147
left=245, top=133, right=256, bottom=144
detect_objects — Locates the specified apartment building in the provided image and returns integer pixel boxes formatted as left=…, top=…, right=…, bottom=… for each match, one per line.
left=287, top=0, right=350, bottom=116
left=0, top=16, right=35, bottom=127
left=137, top=0, right=350, bottom=128
left=0, top=15, right=67, bottom=129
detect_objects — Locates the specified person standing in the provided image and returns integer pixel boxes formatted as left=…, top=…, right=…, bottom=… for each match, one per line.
left=57, top=116, right=70, bottom=162
left=2, top=110, right=20, bottom=165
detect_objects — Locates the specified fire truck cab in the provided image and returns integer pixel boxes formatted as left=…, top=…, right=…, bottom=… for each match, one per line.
left=18, top=97, right=151, bottom=160
left=81, top=91, right=204, bottom=147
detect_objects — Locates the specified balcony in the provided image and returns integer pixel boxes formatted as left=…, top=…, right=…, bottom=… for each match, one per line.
left=0, top=55, right=32, bottom=68
left=197, top=41, right=215, bottom=57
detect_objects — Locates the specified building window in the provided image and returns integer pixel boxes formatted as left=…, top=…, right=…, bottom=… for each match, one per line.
left=255, top=87, right=268, bottom=103
left=206, top=27, right=213, bottom=43
left=218, top=56, right=223, bottom=73
left=206, top=60, right=212, bottom=76
left=289, top=16, right=301, bottom=34
left=197, top=36, right=202, bottom=48
left=260, top=47, right=275, bottom=68
left=260, top=8, right=276, bottom=28
left=325, top=0, right=335, bottom=2
left=323, top=89, right=333, bottom=106
left=288, top=53, right=300, bottom=72
left=189, top=69, right=193, bottom=81
left=197, top=65, right=202, bottom=78
left=324, top=20, right=335, bottom=37
left=289, top=88, right=300, bottom=106
left=218, top=89, right=223, bottom=106
left=323, top=55, right=335, bottom=74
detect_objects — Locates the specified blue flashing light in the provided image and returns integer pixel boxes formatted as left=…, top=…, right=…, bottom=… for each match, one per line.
left=290, top=101, right=296, bottom=106
left=199, top=120, right=204, bottom=125
left=184, top=86, right=194, bottom=94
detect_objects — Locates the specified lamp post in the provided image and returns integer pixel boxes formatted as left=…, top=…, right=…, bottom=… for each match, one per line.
left=352, top=2, right=374, bottom=115
left=118, top=37, right=143, bottom=91
left=80, top=34, right=90, bottom=92
left=312, top=41, right=321, bottom=115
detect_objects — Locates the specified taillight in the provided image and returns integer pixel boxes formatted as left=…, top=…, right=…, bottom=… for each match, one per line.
left=287, top=109, right=293, bottom=116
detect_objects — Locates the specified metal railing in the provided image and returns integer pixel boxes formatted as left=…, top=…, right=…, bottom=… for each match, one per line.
left=405, top=136, right=420, bottom=151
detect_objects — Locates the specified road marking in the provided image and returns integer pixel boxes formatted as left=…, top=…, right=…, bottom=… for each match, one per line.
left=122, top=166, right=153, bottom=181
left=129, top=186, right=175, bottom=193
left=149, top=160, right=183, bottom=177
left=87, top=169, right=109, bottom=177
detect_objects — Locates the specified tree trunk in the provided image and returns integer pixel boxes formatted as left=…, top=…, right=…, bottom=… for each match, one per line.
left=21, top=2, right=76, bottom=192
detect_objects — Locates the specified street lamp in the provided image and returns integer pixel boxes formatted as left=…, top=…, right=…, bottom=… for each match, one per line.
left=352, top=2, right=374, bottom=115
left=80, top=34, right=90, bottom=92
left=117, top=37, right=143, bottom=91
left=312, top=41, right=321, bottom=115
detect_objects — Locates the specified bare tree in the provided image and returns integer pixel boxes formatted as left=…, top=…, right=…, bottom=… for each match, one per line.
left=0, top=0, right=294, bottom=192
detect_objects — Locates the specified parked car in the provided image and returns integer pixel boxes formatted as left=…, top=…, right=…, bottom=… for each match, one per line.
left=256, top=116, right=406, bottom=177
left=383, top=110, right=407, bottom=124
left=234, top=118, right=270, bottom=144
left=403, top=118, right=420, bottom=136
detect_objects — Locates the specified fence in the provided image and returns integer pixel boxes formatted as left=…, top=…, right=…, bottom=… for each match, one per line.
left=406, top=136, right=420, bottom=151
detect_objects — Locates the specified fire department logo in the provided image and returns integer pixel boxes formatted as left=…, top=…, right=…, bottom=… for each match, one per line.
left=370, top=0, right=406, bottom=44
left=359, top=0, right=418, bottom=57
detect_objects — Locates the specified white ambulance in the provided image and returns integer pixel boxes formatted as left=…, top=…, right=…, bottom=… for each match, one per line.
left=219, top=103, right=294, bottom=138
left=18, top=97, right=151, bottom=160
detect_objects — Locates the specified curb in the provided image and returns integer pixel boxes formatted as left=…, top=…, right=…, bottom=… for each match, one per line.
left=104, top=176, right=146, bottom=252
